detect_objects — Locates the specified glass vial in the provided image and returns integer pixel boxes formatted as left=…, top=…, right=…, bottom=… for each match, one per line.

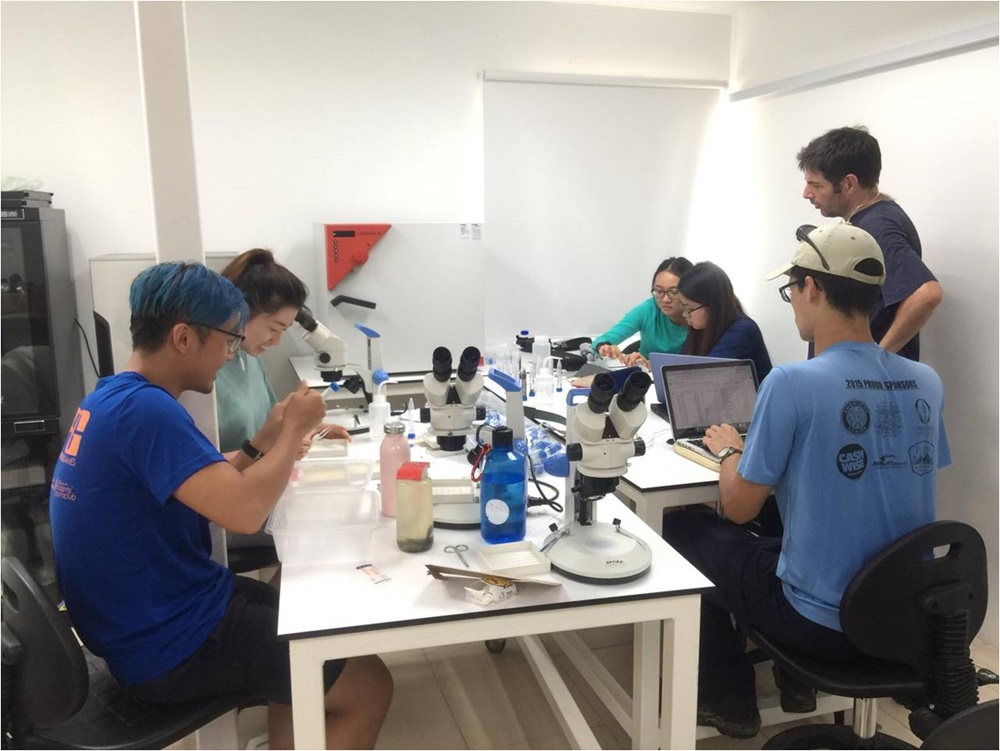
left=379, top=421, right=410, bottom=517
left=396, top=461, right=433, bottom=553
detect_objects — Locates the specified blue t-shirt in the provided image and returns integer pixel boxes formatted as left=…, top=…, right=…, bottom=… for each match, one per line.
left=708, top=316, right=772, bottom=382
left=851, top=201, right=935, bottom=361
left=737, top=341, right=950, bottom=631
left=595, top=297, right=688, bottom=357
left=49, top=372, right=234, bottom=686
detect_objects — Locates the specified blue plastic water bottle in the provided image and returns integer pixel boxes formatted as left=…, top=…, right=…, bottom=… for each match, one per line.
left=480, top=426, right=527, bottom=544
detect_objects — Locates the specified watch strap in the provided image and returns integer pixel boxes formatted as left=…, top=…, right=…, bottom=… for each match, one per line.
left=241, top=439, right=265, bottom=462
left=719, top=447, right=743, bottom=462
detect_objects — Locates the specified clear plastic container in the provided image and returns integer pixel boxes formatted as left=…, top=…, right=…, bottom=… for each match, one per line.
left=396, top=461, right=433, bottom=553
left=379, top=421, right=410, bottom=517
left=266, top=488, right=379, bottom=566
left=288, top=458, right=372, bottom=488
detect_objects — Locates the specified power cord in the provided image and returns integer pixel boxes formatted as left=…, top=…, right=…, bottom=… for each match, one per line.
left=527, top=459, right=562, bottom=513
left=74, top=318, right=101, bottom=377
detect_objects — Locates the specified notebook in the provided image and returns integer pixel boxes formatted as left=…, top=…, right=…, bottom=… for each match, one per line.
left=648, top=353, right=737, bottom=421
left=660, top=360, right=759, bottom=471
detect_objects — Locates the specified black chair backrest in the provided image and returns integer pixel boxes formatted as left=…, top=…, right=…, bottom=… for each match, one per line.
left=1, top=557, right=89, bottom=728
left=841, top=521, right=988, bottom=674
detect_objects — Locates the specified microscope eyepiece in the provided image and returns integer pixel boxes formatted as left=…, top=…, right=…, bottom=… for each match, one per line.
left=457, top=346, right=481, bottom=382
left=295, top=306, right=318, bottom=332
left=587, top=372, right=616, bottom=414
left=431, top=346, right=453, bottom=382
left=617, top=371, right=652, bottom=412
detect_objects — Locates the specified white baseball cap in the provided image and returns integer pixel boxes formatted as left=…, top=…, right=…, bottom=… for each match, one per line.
left=766, top=223, right=886, bottom=285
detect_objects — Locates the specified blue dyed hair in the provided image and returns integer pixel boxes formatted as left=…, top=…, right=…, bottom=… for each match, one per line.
left=129, top=262, right=249, bottom=352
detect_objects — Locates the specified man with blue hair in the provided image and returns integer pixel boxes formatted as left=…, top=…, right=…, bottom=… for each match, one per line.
left=50, top=262, right=392, bottom=749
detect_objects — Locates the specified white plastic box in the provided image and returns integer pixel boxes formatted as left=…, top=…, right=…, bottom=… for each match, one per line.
left=266, top=459, right=378, bottom=566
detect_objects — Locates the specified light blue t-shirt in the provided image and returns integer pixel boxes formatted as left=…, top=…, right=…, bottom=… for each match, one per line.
left=737, top=341, right=950, bottom=632
left=594, top=297, right=688, bottom=357
left=215, top=352, right=276, bottom=452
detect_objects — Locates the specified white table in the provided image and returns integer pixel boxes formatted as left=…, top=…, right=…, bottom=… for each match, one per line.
left=279, top=497, right=712, bottom=749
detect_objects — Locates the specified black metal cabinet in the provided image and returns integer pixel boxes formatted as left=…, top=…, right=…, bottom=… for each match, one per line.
left=2, top=202, right=83, bottom=598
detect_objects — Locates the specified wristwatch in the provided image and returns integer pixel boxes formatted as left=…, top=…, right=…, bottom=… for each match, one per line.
left=240, top=439, right=265, bottom=462
left=717, top=446, right=743, bottom=462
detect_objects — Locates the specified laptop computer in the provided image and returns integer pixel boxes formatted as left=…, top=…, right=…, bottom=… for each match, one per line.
left=660, top=360, right=760, bottom=471
left=648, top=353, right=738, bottom=421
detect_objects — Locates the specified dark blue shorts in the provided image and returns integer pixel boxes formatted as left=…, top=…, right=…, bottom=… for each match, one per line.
left=130, top=576, right=345, bottom=705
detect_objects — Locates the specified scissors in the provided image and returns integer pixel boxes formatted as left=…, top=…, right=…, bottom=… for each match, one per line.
left=444, top=544, right=470, bottom=568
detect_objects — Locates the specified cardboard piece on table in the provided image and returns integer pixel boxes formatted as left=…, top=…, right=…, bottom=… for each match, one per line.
left=425, top=564, right=561, bottom=588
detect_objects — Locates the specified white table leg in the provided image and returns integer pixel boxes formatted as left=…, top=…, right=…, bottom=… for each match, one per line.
left=660, top=595, right=701, bottom=749
left=632, top=621, right=660, bottom=749
left=289, top=640, right=327, bottom=750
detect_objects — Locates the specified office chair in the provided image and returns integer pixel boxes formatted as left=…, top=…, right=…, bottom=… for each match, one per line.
left=919, top=698, right=998, bottom=750
left=1, top=557, right=254, bottom=750
left=748, top=521, right=988, bottom=750
left=227, top=544, right=279, bottom=575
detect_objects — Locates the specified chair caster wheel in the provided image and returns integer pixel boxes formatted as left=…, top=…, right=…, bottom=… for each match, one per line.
left=485, top=639, right=507, bottom=653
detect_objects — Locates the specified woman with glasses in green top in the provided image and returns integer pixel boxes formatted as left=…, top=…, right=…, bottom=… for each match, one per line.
left=593, top=256, right=693, bottom=370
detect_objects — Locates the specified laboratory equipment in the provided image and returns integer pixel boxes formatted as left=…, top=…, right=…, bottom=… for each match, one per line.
left=480, top=426, right=527, bottom=544
left=322, top=223, right=391, bottom=291
left=420, top=346, right=486, bottom=452
left=542, top=371, right=653, bottom=583
left=294, top=306, right=388, bottom=403
left=396, top=461, right=433, bottom=553
left=368, top=381, right=391, bottom=438
left=444, top=544, right=470, bottom=568
left=379, top=422, right=410, bottom=517
left=431, top=478, right=479, bottom=529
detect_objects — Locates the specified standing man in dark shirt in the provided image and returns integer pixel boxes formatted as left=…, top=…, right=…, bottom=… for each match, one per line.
left=798, top=126, right=942, bottom=360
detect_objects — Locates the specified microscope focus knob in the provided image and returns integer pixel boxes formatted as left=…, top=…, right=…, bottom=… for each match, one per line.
left=633, top=438, right=646, bottom=457
left=566, top=443, right=583, bottom=462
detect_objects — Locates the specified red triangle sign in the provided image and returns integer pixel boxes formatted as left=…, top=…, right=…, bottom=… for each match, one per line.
left=324, top=224, right=391, bottom=291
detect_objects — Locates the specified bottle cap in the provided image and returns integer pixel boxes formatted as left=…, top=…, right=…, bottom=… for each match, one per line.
left=384, top=421, right=405, bottom=434
left=493, top=426, right=513, bottom=448
left=396, top=461, right=430, bottom=481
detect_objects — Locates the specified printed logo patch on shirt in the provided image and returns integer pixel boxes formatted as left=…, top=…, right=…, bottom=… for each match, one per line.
left=841, top=400, right=871, bottom=435
left=59, top=409, right=91, bottom=466
left=873, top=453, right=908, bottom=470
left=875, top=400, right=903, bottom=438
left=914, top=399, right=932, bottom=425
left=909, top=441, right=935, bottom=476
left=836, top=443, right=868, bottom=480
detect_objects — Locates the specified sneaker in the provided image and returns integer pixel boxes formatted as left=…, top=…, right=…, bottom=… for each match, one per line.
left=772, top=664, right=817, bottom=713
left=697, top=697, right=761, bottom=739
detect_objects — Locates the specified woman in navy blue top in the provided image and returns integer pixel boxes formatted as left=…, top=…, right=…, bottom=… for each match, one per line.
left=676, top=261, right=773, bottom=382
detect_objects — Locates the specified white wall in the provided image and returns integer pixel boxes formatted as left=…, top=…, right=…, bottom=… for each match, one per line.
left=2, top=0, right=730, bottom=393
left=691, top=1, right=999, bottom=644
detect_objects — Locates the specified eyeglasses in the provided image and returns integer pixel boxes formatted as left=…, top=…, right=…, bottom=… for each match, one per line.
left=778, top=280, right=802, bottom=303
left=187, top=322, right=245, bottom=355
left=651, top=287, right=679, bottom=300
left=680, top=304, right=704, bottom=317
left=795, top=224, right=831, bottom=271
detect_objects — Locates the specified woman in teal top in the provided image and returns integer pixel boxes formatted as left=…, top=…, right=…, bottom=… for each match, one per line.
left=219, top=249, right=350, bottom=554
left=594, top=256, right=693, bottom=369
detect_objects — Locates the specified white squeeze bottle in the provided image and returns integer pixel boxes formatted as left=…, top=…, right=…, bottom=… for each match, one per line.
left=379, top=421, right=410, bottom=517
left=369, top=382, right=390, bottom=440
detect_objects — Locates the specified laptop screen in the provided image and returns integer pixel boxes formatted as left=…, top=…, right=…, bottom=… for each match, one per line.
left=661, top=360, right=759, bottom=435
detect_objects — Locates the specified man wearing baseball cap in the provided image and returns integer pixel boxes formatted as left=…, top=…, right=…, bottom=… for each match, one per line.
left=662, top=223, right=951, bottom=739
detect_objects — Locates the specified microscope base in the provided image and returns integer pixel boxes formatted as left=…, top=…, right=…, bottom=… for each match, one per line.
left=544, top=521, right=651, bottom=584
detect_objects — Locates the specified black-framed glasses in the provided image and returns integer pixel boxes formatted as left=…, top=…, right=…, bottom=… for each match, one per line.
left=795, top=224, right=831, bottom=271
left=778, top=280, right=802, bottom=303
left=651, top=287, right=679, bottom=300
left=187, top=322, right=245, bottom=355
left=680, top=304, right=704, bottom=317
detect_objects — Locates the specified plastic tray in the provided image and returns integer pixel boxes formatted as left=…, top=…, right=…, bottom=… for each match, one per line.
left=477, top=540, right=551, bottom=576
left=300, top=439, right=350, bottom=460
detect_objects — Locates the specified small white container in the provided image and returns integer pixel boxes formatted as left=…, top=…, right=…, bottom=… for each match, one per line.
left=266, top=488, right=380, bottom=566
left=477, top=540, right=551, bottom=576
left=288, top=458, right=372, bottom=488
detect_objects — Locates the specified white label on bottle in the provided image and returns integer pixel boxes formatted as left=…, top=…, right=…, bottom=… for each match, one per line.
left=484, top=498, right=510, bottom=525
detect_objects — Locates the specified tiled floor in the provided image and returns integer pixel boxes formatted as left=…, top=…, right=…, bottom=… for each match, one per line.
left=218, top=629, right=999, bottom=750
